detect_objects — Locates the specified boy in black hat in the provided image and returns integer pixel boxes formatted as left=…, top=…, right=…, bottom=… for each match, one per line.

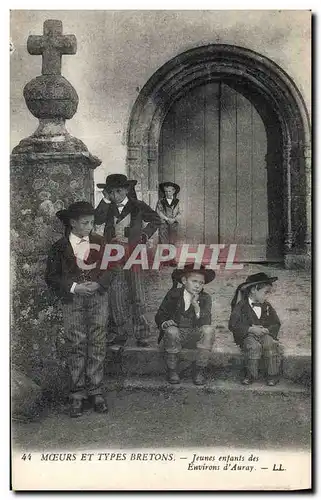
left=228, top=272, right=283, bottom=386
left=45, top=202, right=112, bottom=417
left=155, top=264, right=216, bottom=385
left=94, top=174, right=161, bottom=347
left=156, top=182, right=181, bottom=245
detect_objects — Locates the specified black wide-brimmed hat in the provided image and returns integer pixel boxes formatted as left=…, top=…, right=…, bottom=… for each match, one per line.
left=231, top=272, right=278, bottom=310
left=97, top=174, right=137, bottom=191
left=159, top=181, right=180, bottom=195
left=238, top=272, right=278, bottom=290
left=172, top=264, right=215, bottom=285
left=56, top=201, right=95, bottom=225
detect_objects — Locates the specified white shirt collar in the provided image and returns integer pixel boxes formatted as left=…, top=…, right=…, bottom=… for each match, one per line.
left=183, top=289, right=193, bottom=310
left=248, top=297, right=262, bottom=319
left=248, top=297, right=262, bottom=307
left=166, top=198, right=173, bottom=205
left=117, top=196, right=129, bottom=207
left=69, top=233, right=89, bottom=244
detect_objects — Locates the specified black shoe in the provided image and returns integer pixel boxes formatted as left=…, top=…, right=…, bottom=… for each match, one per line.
left=70, top=399, right=83, bottom=418
left=90, top=395, right=109, bottom=413
left=241, top=377, right=254, bottom=385
left=136, top=339, right=150, bottom=348
left=193, top=370, right=206, bottom=386
left=82, top=398, right=92, bottom=411
left=107, top=335, right=127, bottom=347
left=267, top=377, right=279, bottom=386
left=167, top=370, right=180, bottom=384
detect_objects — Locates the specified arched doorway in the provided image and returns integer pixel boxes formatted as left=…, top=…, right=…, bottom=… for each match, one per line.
left=126, top=44, right=311, bottom=266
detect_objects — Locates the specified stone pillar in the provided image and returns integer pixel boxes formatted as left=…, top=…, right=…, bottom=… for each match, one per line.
left=11, top=20, right=101, bottom=399
left=303, top=144, right=312, bottom=257
left=127, top=143, right=159, bottom=207
left=284, top=141, right=311, bottom=270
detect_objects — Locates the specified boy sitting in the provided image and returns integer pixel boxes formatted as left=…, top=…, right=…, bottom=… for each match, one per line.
left=45, top=202, right=113, bottom=418
left=228, top=272, right=283, bottom=386
left=156, top=264, right=215, bottom=386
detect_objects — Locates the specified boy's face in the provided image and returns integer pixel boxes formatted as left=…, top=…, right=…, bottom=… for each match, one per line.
left=181, top=272, right=205, bottom=295
left=107, top=187, right=129, bottom=204
left=250, top=284, right=272, bottom=303
left=70, top=215, right=94, bottom=238
left=164, top=186, right=175, bottom=198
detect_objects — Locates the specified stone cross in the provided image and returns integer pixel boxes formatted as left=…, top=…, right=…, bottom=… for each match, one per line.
left=27, top=19, right=77, bottom=75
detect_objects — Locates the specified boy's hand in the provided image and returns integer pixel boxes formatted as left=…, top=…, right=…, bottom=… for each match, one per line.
left=74, top=283, right=95, bottom=296
left=248, top=325, right=269, bottom=337
left=85, top=282, right=102, bottom=293
left=162, top=319, right=177, bottom=329
left=191, top=294, right=201, bottom=316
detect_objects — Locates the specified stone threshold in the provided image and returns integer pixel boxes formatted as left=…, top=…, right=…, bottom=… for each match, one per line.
left=105, top=345, right=311, bottom=385
left=104, top=376, right=310, bottom=395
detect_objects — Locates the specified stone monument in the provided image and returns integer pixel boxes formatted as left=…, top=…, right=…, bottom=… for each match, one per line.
left=11, top=20, right=101, bottom=410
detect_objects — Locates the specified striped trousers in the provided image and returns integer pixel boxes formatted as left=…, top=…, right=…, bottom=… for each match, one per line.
left=62, top=293, right=109, bottom=400
left=162, top=325, right=215, bottom=369
left=242, top=334, right=283, bottom=379
left=107, top=269, right=150, bottom=340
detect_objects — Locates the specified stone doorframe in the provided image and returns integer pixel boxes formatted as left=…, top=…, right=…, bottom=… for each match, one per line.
left=126, top=44, right=311, bottom=267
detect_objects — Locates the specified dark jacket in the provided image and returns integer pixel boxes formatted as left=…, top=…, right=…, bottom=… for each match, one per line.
left=45, top=233, right=113, bottom=303
left=94, top=198, right=161, bottom=244
left=155, top=287, right=212, bottom=343
left=228, top=298, right=281, bottom=347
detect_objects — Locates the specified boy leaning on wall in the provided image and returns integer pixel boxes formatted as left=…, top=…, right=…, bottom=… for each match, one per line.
left=45, top=202, right=113, bottom=418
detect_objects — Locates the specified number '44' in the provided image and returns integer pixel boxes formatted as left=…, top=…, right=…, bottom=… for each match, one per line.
left=21, top=453, right=32, bottom=461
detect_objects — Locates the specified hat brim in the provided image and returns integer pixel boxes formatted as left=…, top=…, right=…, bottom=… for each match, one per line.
left=56, top=209, right=70, bottom=222
left=239, top=277, right=278, bottom=290
left=173, top=267, right=216, bottom=285
left=56, top=208, right=95, bottom=224
left=97, top=180, right=137, bottom=190
left=159, top=182, right=180, bottom=194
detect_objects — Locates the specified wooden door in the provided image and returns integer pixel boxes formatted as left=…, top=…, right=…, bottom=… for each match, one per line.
left=159, top=82, right=274, bottom=261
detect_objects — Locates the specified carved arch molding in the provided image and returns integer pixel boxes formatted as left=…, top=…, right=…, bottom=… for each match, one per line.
left=126, top=44, right=311, bottom=263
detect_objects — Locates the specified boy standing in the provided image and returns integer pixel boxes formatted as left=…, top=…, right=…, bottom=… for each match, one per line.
left=95, top=174, right=161, bottom=347
left=155, top=264, right=215, bottom=386
left=228, top=272, right=283, bottom=386
left=156, top=181, right=181, bottom=245
left=45, top=202, right=112, bottom=417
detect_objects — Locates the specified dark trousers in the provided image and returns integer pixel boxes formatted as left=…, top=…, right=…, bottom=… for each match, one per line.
left=242, top=334, right=283, bottom=379
left=62, top=293, right=109, bottom=400
left=107, top=269, right=150, bottom=340
left=159, top=222, right=179, bottom=245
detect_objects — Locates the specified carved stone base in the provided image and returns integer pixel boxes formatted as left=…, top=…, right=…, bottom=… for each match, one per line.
left=11, top=148, right=101, bottom=405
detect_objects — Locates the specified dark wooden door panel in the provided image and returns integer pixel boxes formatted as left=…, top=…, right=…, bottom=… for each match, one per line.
left=252, top=108, right=269, bottom=245
left=235, top=92, right=253, bottom=244
left=159, top=81, right=272, bottom=261
left=219, top=84, right=237, bottom=243
left=184, top=86, right=205, bottom=244
left=204, top=82, right=220, bottom=244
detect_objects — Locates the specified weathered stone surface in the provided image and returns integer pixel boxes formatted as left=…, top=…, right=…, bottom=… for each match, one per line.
left=11, top=20, right=100, bottom=407
left=104, top=346, right=311, bottom=386
left=24, top=75, right=78, bottom=119
left=11, top=368, right=43, bottom=419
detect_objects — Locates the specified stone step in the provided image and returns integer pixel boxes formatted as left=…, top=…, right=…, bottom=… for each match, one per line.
left=105, top=346, right=311, bottom=386
left=103, top=376, right=310, bottom=396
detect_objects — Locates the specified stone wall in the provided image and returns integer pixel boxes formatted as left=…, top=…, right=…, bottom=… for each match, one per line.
left=11, top=20, right=101, bottom=408
left=10, top=10, right=311, bottom=186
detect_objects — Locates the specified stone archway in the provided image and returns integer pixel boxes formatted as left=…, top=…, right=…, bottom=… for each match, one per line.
left=126, top=44, right=311, bottom=267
